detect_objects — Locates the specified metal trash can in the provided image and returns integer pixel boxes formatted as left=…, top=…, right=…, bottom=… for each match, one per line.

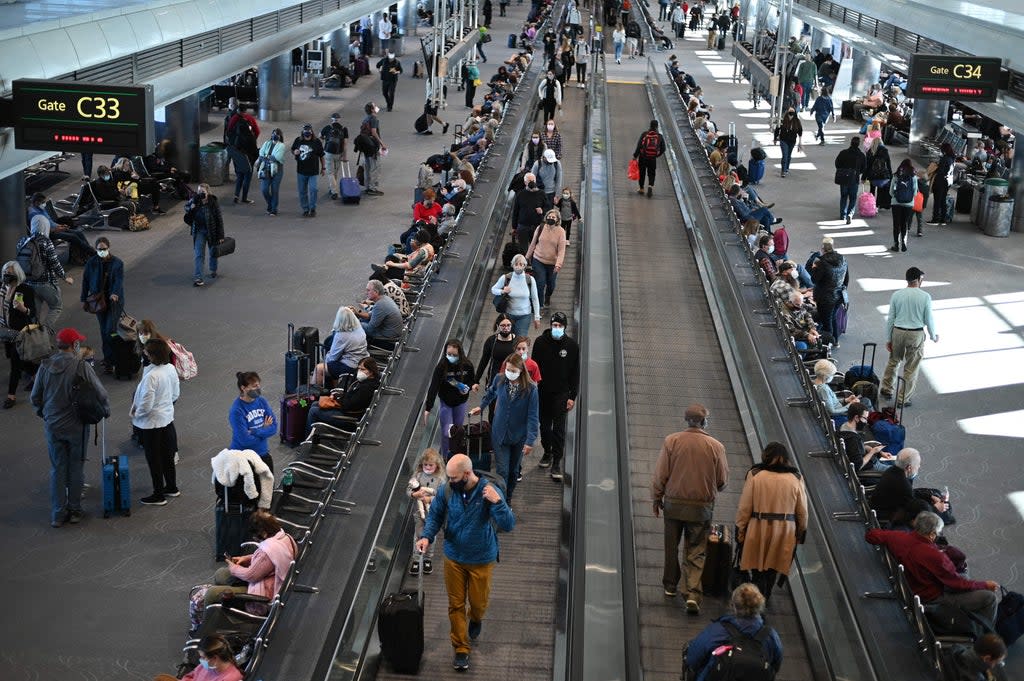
left=984, top=196, right=1014, bottom=237
left=980, top=178, right=1009, bottom=228
left=971, top=181, right=988, bottom=225
left=199, top=143, right=228, bottom=186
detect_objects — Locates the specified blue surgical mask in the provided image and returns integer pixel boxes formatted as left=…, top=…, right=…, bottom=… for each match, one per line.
left=446, top=354, right=459, bottom=364
left=199, top=659, right=213, bottom=671
left=551, top=326, right=565, bottom=339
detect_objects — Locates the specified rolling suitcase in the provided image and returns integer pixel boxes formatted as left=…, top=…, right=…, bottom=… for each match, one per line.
left=844, top=342, right=879, bottom=389
left=280, top=391, right=314, bottom=447
left=112, top=335, right=141, bottom=380
left=448, top=412, right=492, bottom=470
left=284, top=323, right=309, bottom=395
left=841, top=100, right=857, bottom=120
left=870, top=378, right=906, bottom=454
left=717, top=32, right=726, bottom=50
left=101, top=422, right=131, bottom=518
left=955, top=185, right=973, bottom=214
left=292, top=325, right=320, bottom=360
left=507, top=34, right=517, bottom=48
left=701, top=524, right=733, bottom=597
left=378, top=552, right=425, bottom=674
left=340, top=174, right=361, bottom=204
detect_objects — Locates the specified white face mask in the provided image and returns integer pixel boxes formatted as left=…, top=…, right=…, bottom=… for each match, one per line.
left=138, top=333, right=150, bottom=344
left=505, top=369, right=521, bottom=381
left=513, top=266, right=525, bottom=274
left=356, top=370, right=369, bottom=381
left=546, top=124, right=555, bottom=132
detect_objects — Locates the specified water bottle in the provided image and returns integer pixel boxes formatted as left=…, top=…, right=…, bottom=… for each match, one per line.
left=282, top=469, right=294, bottom=495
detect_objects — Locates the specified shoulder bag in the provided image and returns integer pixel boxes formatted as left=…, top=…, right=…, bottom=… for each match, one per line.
left=15, top=323, right=54, bottom=363
left=493, top=274, right=512, bottom=313
left=83, top=268, right=108, bottom=314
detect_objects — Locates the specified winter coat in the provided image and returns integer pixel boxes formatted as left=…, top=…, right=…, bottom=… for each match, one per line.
left=735, top=465, right=808, bottom=574
left=479, top=374, right=539, bottom=446
left=31, top=351, right=109, bottom=435
left=811, top=251, right=847, bottom=304
left=421, top=475, right=516, bottom=563
left=211, top=448, right=274, bottom=510
left=227, top=529, right=297, bottom=599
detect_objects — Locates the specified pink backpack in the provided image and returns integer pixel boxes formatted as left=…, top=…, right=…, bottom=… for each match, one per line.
left=167, top=339, right=198, bottom=381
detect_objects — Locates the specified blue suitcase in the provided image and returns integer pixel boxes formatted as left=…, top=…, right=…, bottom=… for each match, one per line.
left=285, top=322, right=309, bottom=395
left=507, top=34, right=517, bottom=48
left=747, top=158, right=765, bottom=184
left=102, top=420, right=131, bottom=518
left=340, top=177, right=361, bottom=204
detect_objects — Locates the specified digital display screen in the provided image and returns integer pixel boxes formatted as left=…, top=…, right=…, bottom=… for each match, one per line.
left=908, top=54, right=1002, bottom=103
left=13, top=79, right=154, bottom=155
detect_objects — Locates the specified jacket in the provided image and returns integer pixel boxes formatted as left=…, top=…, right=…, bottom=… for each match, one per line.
left=865, top=145, right=892, bottom=182
left=211, top=448, right=274, bottom=510
left=810, top=94, right=834, bottom=121
left=80, top=255, right=125, bottom=306
left=537, top=76, right=562, bottom=105
left=426, top=358, right=476, bottom=408
left=1, top=282, right=36, bottom=334
left=531, top=159, right=563, bottom=197
left=181, top=664, right=243, bottom=681
left=475, top=333, right=516, bottom=384
left=16, top=233, right=65, bottom=284
left=421, top=475, right=516, bottom=563
left=491, top=271, right=540, bottom=319
left=479, top=374, right=539, bottom=446
left=736, top=465, right=808, bottom=573
left=811, top=250, right=848, bottom=303
left=227, top=529, right=298, bottom=599
left=31, top=351, right=109, bottom=435
left=634, top=131, right=666, bottom=159
left=526, top=223, right=567, bottom=268
left=834, top=145, right=867, bottom=174
left=130, top=363, right=180, bottom=429
left=685, top=615, right=783, bottom=681
left=531, top=329, right=580, bottom=398
left=185, top=196, right=225, bottom=242
left=796, top=58, right=818, bottom=84
left=869, top=465, right=913, bottom=520
left=512, top=186, right=547, bottom=228
left=338, top=376, right=380, bottom=416
left=865, top=529, right=990, bottom=602
left=324, top=327, right=368, bottom=368
left=229, top=395, right=278, bottom=455
left=651, top=428, right=728, bottom=506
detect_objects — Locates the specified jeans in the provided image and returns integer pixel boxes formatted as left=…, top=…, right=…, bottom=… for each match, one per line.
left=614, top=42, right=624, bottom=61
left=891, top=205, right=913, bottom=246
left=779, top=140, right=794, bottom=173
left=229, top=148, right=252, bottom=200
left=45, top=426, right=86, bottom=523
left=494, top=440, right=525, bottom=500
left=363, top=154, right=381, bottom=192
left=538, top=391, right=567, bottom=467
left=662, top=518, right=710, bottom=603
left=531, top=258, right=557, bottom=304
left=439, top=401, right=469, bottom=458
left=800, top=82, right=814, bottom=109
left=193, top=229, right=218, bottom=280
left=94, top=307, right=116, bottom=365
left=839, top=181, right=859, bottom=219
left=50, top=228, right=94, bottom=259
left=816, top=298, right=839, bottom=340
left=815, top=116, right=827, bottom=141
left=444, top=560, right=495, bottom=654
left=28, top=281, right=62, bottom=329
left=881, top=327, right=926, bottom=402
left=511, top=313, right=532, bottom=338
left=930, top=178, right=950, bottom=222
left=297, top=172, right=319, bottom=212
left=260, top=171, right=283, bottom=213
left=141, top=423, right=177, bottom=496
left=81, top=153, right=94, bottom=177
left=477, top=43, right=487, bottom=62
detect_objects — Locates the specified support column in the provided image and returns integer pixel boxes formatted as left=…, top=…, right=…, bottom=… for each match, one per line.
left=850, top=48, right=881, bottom=98
left=400, top=0, right=419, bottom=38
left=909, top=98, right=949, bottom=156
left=1006, top=131, right=1024, bottom=231
left=0, top=172, right=26, bottom=258
left=165, top=94, right=201, bottom=180
left=259, top=52, right=293, bottom=122
left=329, top=29, right=349, bottom=68
left=830, top=43, right=853, bottom=101
left=810, top=27, right=831, bottom=56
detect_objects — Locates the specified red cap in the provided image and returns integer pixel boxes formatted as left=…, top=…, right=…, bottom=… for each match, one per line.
left=55, top=328, right=86, bottom=345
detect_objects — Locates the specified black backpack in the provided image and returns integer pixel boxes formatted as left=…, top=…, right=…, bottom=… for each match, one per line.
left=324, top=124, right=346, bottom=154
left=868, top=154, right=889, bottom=180
left=892, top=172, right=915, bottom=203
left=354, top=121, right=380, bottom=156
left=229, top=116, right=255, bottom=149
left=72, top=361, right=109, bottom=425
left=703, top=621, right=776, bottom=681
left=16, top=236, right=47, bottom=281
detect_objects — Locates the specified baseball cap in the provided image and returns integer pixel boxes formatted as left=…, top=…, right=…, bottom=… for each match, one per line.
left=302, top=123, right=313, bottom=133
left=56, top=328, right=86, bottom=345
left=543, top=148, right=557, bottom=163
left=550, top=311, right=568, bottom=326
left=330, top=112, right=341, bottom=120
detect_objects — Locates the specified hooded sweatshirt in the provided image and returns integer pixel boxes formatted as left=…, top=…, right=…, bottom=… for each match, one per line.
left=31, top=350, right=109, bottom=435
left=530, top=328, right=580, bottom=398
left=229, top=395, right=278, bottom=456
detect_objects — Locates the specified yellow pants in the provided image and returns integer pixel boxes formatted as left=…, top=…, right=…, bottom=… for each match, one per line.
left=444, top=559, right=495, bottom=653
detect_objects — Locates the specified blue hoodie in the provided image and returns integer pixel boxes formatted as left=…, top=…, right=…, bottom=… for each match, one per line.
left=229, top=395, right=278, bottom=455
left=685, top=615, right=783, bottom=681
left=421, top=476, right=516, bottom=564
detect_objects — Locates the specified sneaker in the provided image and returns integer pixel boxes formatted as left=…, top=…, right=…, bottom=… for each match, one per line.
left=550, top=464, right=563, bottom=480
left=453, top=652, right=470, bottom=671
left=516, top=471, right=523, bottom=482
left=193, top=279, right=205, bottom=287
left=68, top=510, right=84, bottom=524
left=209, top=272, right=217, bottom=279
left=900, top=243, right=907, bottom=252
left=916, top=230, right=923, bottom=237
left=174, top=451, right=180, bottom=464
left=898, top=400, right=913, bottom=408
left=538, top=453, right=552, bottom=468
left=422, top=130, right=433, bottom=135
left=423, top=559, right=433, bottom=574
left=164, top=487, right=181, bottom=497
left=686, top=599, right=701, bottom=615
left=241, top=199, right=254, bottom=204
left=664, top=587, right=678, bottom=597
left=889, top=245, right=899, bottom=252
left=140, top=494, right=167, bottom=506
left=443, top=123, right=450, bottom=134
left=880, top=389, right=893, bottom=398
left=410, top=560, right=421, bottom=576
left=845, top=215, right=851, bottom=225
left=469, top=620, right=482, bottom=640
left=152, top=207, right=167, bottom=214
left=302, top=210, right=310, bottom=217
left=51, top=513, right=68, bottom=528
left=309, top=209, right=316, bottom=217
left=636, top=187, right=644, bottom=194
left=925, top=220, right=941, bottom=225
left=647, top=186, right=653, bottom=197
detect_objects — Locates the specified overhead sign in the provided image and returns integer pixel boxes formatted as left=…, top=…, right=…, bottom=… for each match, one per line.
left=13, top=79, right=154, bottom=155
left=306, top=49, right=323, bottom=72
left=908, top=54, right=1002, bottom=103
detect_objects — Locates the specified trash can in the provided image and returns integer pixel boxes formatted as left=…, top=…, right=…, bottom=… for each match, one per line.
left=199, top=142, right=228, bottom=186
left=979, top=178, right=1009, bottom=228
left=983, top=196, right=1014, bottom=237
left=971, top=181, right=988, bottom=226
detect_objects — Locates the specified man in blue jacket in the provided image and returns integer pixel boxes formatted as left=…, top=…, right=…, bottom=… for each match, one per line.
left=416, top=453, right=516, bottom=672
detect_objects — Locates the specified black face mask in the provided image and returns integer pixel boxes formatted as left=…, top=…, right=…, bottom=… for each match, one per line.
left=527, top=181, right=537, bottom=189
left=545, top=218, right=557, bottom=225
left=2, top=274, right=16, bottom=284
left=450, top=476, right=468, bottom=494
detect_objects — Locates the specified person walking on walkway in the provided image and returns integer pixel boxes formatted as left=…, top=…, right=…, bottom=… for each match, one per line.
left=184, top=184, right=225, bottom=287
left=320, top=113, right=349, bottom=201
left=291, top=124, right=325, bottom=217
left=651, top=403, right=728, bottom=615
left=735, top=442, right=808, bottom=601
left=376, top=52, right=403, bottom=111
left=79, top=237, right=124, bottom=374
left=810, top=87, right=835, bottom=145
left=132, top=339, right=181, bottom=506
left=531, top=312, right=579, bottom=480
left=416, top=453, right=516, bottom=672
left=256, top=128, right=286, bottom=216
left=526, top=210, right=567, bottom=307
left=881, top=266, right=938, bottom=408
left=537, top=69, right=562, bottom=124
left=889, top=159, right=919, bottom=252
left=612, top=25, right=626, bottom=63
left=773, top=108, right=803, bottom=178
left=377, top=13, right=393, bottom=55
left=633, top=120, right=666, bottom=197
left=834, top=136, right=866, bottom=224
left=796, top=54, right=818, bottom=110
left=359, top=102, right=387, bottom=196
left=424, top=339, right=478, bottom=458
left=31, top=327, right=109, bottom=527
left=16, top=216, right=73, bottom=329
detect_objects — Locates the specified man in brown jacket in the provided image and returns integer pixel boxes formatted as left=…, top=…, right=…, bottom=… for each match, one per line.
left=651, top=403, right=728, bottom=614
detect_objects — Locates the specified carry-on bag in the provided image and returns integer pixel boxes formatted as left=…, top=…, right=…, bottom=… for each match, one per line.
left=870, top=378, right=906, bottom=454
left=379, top=552, right=425, bottom=674
left=340, top=175, right=362, bottom=204
left=112, top=335, right=141, bottom=380
left=448, top=411, right=492, bottom=470
left=101, top=421, right=131, bottom=517
left=284, top=323, right=309, bottom=395
left=844, top=342, right=879, bottom=389
left=858, top=189, right=878, bottom=217
left=280, top=388, right=314, bottom=447
left=996, top=587, right=1024, bottom=646
left=701, top=523, right=734, bottom=597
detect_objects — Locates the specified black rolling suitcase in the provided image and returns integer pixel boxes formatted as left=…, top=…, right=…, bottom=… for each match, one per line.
left=955, top=185, right=973, bottom=214
left=112, top=335, right=141, bottom=379
left=448, top=411, right=493, bottom=471
left=378, top=553, right=425, bottom=674
left=841, top=100, right=856, bottom=120
left=844, top=342, right=880, bottom=390
left=285, top=323, right=310, bottom=395
left=701, top=524, right=733, bottom=597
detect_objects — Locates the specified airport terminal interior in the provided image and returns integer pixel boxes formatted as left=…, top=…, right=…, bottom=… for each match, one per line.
left=0, top=0, right=1023, bottom=679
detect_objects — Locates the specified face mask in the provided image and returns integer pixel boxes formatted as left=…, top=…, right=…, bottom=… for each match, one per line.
left=450, top=475, right=468, bottom=494
left=138, top=333, right=150, bottom=344
left=527, top=181, right=537, bottom=189
left=531, top=137, right=540, bottom=143
left=546, top=124, right=555, bottom=131
left=545, top=218, right=557, bottom=225
left=547, top=74, right=554, bottom=80
left=446, top=353, right=459, bottom=364
left=97, top=249, right=109, bottom=259
left=513, top=266, right=525, bottom=274
left=505, top=369, right=521, bottom=381
left=374, top=106, right=381, bottom=114
left=424, top=200, right=433, bottom=207
left=562, top=193, right=570, bottom=199
left=551, top=326, right=565, bottom=339
left=199, top=660, right=213, bottom=671
left=520, top=350, right=529, bottom=360
left=272, top=133, right=280, bottom=141
left=246, top=388, right=261, bottom=399
left=2, top=273, right=16, bottom=283
left=767, top=243, right=775, bottom=254
left=101, top=175, right=112, bottom=181
left=422, top=463, right=437, bottom=474
left=356, top=370, right=369, bottom=381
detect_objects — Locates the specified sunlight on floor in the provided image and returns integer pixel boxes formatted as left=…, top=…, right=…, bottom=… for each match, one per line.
left=1007, top=492, right=1024, bottom=519
left=960, top=412, right=1024, bottom=439
left=835, top=244, right=890, bottom=255
left=923, top=349, right=1024, bottom=393
left=703, top=64, right=737, bottom=79
left=858, top=277, right=951, bottom=293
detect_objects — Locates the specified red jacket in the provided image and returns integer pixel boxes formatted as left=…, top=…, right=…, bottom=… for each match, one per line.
left=865, top=529, right=988, bottom=602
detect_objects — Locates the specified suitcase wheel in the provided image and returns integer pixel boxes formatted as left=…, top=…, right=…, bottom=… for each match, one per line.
left=124, top=510, right=131, bottom=517
left=103, top=511, right=110, bottom=518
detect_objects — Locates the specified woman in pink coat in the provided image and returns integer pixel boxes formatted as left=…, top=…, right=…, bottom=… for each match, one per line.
left=204, top=510, right=297, bottom=607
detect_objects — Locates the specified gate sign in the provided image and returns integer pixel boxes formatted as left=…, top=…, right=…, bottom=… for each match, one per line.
left=13, top=79, right=154, bottom=155
left=908, top=54, right=1002, bottom=103
left=306, top=49, right=323, bottom=72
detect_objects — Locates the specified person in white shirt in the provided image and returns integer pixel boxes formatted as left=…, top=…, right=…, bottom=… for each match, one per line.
left=131, top=338, right=181, bottom=506
left=490, top=254, right=541, bottom=338
left=378, top=15, right=394, bottom=55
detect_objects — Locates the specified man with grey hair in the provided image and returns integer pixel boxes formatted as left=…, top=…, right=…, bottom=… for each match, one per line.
left=867, top=511, right=999, bottom=626
left=350, top=280, right=402, bottom=348
left=510, top=171, right=546, bottom=249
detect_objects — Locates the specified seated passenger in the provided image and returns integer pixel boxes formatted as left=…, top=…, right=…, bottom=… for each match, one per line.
left=728, top=185, right=779, bottom=232
left=164, top=634, right=242, bottom=681
left=782, top=292, right=822, bottom=349
left=383, top=229, right=434, bottom=279
left=202, top=510, right=298, bottom=608
left=942, top=634, right=1007, bottom=681
left=836, top=403, right=893, bottom=472
left=111, top=158, right=165, bottom=214
left=26, top=192, right=94, bottom=261
left=770, top=261, right=814, bottom=309
left=314, top=307, right=369, bottom=386
left=413, top=189, right=443, bottom=225
left=306, top=356, right=381, bottom=433
left=812, top=359, right=865, bottom=416
left=443, top=179, right=469, bottom=214
left=88, top=166, right=125, bottom=210
left=352, top=280, right=404, bottom=348
left=753, top=233, right=777, bottom=281
left=869, top=448, right=948, bottom=521
left=683, top=583, right=783, bottom=680
left=866, top=512, right=998, bottom=627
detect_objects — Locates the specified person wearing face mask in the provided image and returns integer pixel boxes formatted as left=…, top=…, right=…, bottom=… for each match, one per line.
left=314, top=306, right=368, bottom=386
left=255, top=128, right=287, bottom=216
left=510, top=174, right=547, bottom=249
left=530, top=312, right=580, bottom=480
left=375, top=51, right=403, bottom=111
left=79, top=237, right=124, bottom=373
left=536, top=69, right=562, bottom=125
left=169, top=634, right=242, bottom=681
left=184, top=184, right=225, bottom=287
left=229, top=371, right=278, bottom=473
left=773, top=108, right=803, bottom=178
left=491, top=254, right=541, bottom=338
left=505, top=336, right=541, bottom=383
left=1, top=261, right=38, bottom=409
left=31, top=327, right=110, bottom=527
left=524, top=131, right=546, bottom=171
left=16, top=215, right=74, bottom=329
left=291, top=124, right=326, bottom=217
left=407, top=448, right=447, bottom=575
left=424, top=339, right=478, bottom=457
left=88, top=166, right=124, bottom=209
left=541, top=119, right=562, bottom=159
left=474, top=315, right=517, bottom=422
left=753, top=233, right=777, bottom=281
left=526, top=209, right=567, bottom=308
left=306, top=357, right=382, bottom=436
left=131, top=339, right=180, bottom=506
left=359, top=102, right=387, bottom=196
left=554, top=187, right=581, bottom=243
left=531, top=149, right=563, bottom=208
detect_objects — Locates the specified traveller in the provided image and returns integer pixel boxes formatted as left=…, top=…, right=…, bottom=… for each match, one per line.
left=1, top=261, right=37, bottom=409
left=353, top=280, right=403, bottom=347
left=184, top=184, right=225, bottom=287
left=408, top=448, right=447, bottom=575
left=809, top=236, right=847, bottom=342
left=171, top=634, right=243, bottom=681
left=526, top=209, right=567, bottom=308
left=491, top=255, right=541, bottom=338
left=424, top=339, right=478, bottom=457
left=795, top=55, right=817, bottom=109
left=834, top=136, right=866, bottom=224
left=927, top=142, right=957, bottom=226
left=203, top=510, right=298, bottom=607
left=510, top=174, right=546, bottom=249
left=612, top=24, right=626, bottom=63
left=305, top=356, right=381, bottom=434
left=376, top=52, right=403, bottom=111
left=416, top=453, right=516, bottom=671
left=377, top=14, right=393, bottom=55
left=225, top=103, right=260, bottom=205
left=554, top=187, right=581, bottom=243
left=229, top=371, right=278, bottom=473
left=541, top=119, right=563, bottom=159
left=531, top=149, right=563, bottom=207
left=482, top=0, right=493, bottom=26
left=315, top=307, right=368, bottom=385
left=358, top=102, right=387, bottom=196
left=880, top=267, right=938, bottom=407
left=291, top=124, right=325, bottom=217
left=735, top=442, right=808, bottom=600
left=537, top=69, right=562, bottom=124
left=26, top=192, right=96, bottom=258
left=131, top=339, right=181, bottom=506
left=31, top=327, right=109, bottom=527
left=79, top=237, right=124, bottom=373
left=773, top=108, right=803, bottom=177
left=810, top=86, right=835, bottom=145
left=633, top=120, right=666, bottom=197
left=507, top=335, right=542, bottom=384
left=255, top=128, right=286, bottom=216
left=16, top=215, right=73, bottom=328
left=320, top=113, right=349, bottom=201
left=864, top=138, right=893, bottom=213
left=942, top=634, right=1007, bottom=681
left=531, top=312, right=580, bottom=480
left=651, top=403, right=728, bottom=614
left=812, top=359, right=865, bottom=416
left=523, top=133, right=547, bottom=171
left=889, top=159, right=918, bottom=252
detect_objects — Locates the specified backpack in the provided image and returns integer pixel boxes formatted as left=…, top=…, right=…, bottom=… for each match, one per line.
left=72, top=360, right=110, bottom=425
left=16, top=237, right=47, bottom=281
left=229, top=116, right=255, bottom=149
left=640, top=131, right=661, bottom=159
left=324, top=124, right=345, bottom=154
left=167, top=339, right=198, bottom=381
left=868, top=154, right=889, bottom=180
left=703, top=621, right=776, bottom=681
left=444, top=470, right=509, bottom=533
left=354, top=121, right=380, bottom=156
left=892, top=172, right=915, bottom=203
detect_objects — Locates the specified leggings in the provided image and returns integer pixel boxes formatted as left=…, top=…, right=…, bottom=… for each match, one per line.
left=576, top=63, right=587, bottom=83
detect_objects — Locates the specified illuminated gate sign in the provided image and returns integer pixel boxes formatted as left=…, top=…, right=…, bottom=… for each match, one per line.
left=908, top=54, right=1002, bottom=103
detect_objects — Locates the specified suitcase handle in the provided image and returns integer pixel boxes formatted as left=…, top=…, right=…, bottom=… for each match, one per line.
left=861, top=342, right=877, bottom=372
left=287, top=322, right=295, bottom=353
left=416, top=550, right=424, bottom=606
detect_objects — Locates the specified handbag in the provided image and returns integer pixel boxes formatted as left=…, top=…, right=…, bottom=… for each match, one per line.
left=117, top=308, right=140, bottom=342
left=834, top=167, right=858, bottom=185
left=318, top=395, right=341, bottom=410
left=83, top=292, right=107, bottom=314
left=627, top=158, right=640, bottom=181
left=492, top=274, right=511, bottom=313
left=996, top=587, right=1024, bottom=645
left=912, top=191, right=925, bottom=213
left=15, top=323, right=54, bottom=363
left=211, top=237, right=236, bottom=258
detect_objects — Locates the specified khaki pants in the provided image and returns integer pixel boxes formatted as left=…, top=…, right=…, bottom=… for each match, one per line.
left=663, top=518, right=710, bottom=603
left=444, top=559, right=495, bottom=654
left=881, top=327, right=926, bottom=401
left=325, top=152, right=344, bottom=196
